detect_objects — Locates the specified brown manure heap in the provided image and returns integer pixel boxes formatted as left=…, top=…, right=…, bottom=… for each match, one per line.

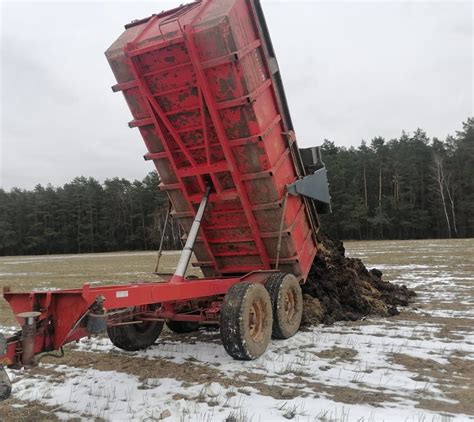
left=301, top=234, right=416, bottom=326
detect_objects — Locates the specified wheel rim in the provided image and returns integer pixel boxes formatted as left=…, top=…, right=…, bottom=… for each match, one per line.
left=284, top=287, right=297, bottom=324
left=248, top=298, right=266, bottom=342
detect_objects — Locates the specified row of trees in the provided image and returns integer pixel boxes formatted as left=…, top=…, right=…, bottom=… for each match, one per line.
left=0, top=118, right=472, bottom=256
left=320, top=118, right=473, bottom=240
left=0, top=173, right=183, bottom=256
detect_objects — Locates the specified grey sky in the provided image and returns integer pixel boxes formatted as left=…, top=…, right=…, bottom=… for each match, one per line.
left=1, top=0, right=472, bottom=190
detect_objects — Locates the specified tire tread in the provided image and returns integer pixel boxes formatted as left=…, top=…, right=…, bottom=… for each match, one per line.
left=220, top=282, right=272, bottom=360
left=107, top=321, right=163, bottom=351
left=265, top=273, right=302, bottom=339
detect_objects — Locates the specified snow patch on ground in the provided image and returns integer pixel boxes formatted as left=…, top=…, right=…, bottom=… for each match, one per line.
left=3, top=240, right=474, bottom=421
left=7, top=357, right=471, bottom=422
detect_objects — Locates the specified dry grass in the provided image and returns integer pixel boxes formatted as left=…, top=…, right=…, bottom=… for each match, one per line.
left=314, top=346, right=358, bottom=362
left=0, top=398, right=78, bottom=421
left=1, top=239, right=473, bottom=420
left=391, top=352, right=474, bottom=415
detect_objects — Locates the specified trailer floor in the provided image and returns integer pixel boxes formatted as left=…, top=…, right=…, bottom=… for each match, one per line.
left=0, top=239, right=473, bottom=421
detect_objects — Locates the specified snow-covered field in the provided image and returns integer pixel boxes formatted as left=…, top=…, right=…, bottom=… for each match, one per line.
left=1, top=239, right=473, bottom=421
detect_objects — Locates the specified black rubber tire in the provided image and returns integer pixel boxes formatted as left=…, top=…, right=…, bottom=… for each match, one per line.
left=265, top=273, right=303, bottom=339
left=166, top=320, right=200, bottom=334
left=107, top=320, right=164, bottom=351
left=220, top=282, right=273, bottom=360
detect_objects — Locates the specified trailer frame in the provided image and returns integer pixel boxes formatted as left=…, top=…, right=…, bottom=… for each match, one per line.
left=0, top=0, right=331, bottom=400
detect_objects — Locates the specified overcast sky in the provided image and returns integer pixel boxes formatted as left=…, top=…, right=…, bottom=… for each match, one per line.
left=0, top=0, right=472, bottom=190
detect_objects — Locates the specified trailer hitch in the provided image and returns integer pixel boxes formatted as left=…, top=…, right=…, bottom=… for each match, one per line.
left=0, top=333, right=12, bottom=401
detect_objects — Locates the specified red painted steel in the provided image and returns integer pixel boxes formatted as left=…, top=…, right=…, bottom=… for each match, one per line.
left=0, top=0, right=320, bottom=370
left=0, top=269, right=275, bottom=367
left=105, top=0, right=318, bottom=280
left=0, top=274, right=250, bottom=366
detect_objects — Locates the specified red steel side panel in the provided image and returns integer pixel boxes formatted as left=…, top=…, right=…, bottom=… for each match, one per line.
left=105, top=0, right=318, bottom=281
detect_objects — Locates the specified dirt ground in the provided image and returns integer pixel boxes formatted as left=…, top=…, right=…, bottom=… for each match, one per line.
left=0, top=239, right=473, bottom=421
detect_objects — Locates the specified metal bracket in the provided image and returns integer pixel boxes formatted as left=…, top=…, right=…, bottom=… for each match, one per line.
left=287, top=168, right=332, bottom=214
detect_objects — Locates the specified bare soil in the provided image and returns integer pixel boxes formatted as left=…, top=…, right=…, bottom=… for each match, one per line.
left=0, top=398, right=79, bottom=422
left=391, top=352, right=474, bottom=415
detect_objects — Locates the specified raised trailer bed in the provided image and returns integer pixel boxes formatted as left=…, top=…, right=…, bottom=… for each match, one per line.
left=0, top=0, right=330, bottom=401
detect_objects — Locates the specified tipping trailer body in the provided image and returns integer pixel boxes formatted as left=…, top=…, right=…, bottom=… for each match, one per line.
left=105, top=0, right=319, bottom=281
left=0, top=0, right=331, bottom=397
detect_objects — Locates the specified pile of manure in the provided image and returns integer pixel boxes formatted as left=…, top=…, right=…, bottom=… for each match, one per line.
left=301, top=234, right=416, bottom=326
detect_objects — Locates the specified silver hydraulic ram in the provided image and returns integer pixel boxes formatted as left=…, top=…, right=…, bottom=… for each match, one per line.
left=173, top=186, right=211, bottom=280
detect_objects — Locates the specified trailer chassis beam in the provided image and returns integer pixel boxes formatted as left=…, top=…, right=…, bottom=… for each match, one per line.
left=0, top=269, right=275, bottom=371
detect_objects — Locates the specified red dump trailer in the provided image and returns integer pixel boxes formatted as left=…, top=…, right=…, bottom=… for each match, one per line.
left=0, top=0, right=330, bottom=400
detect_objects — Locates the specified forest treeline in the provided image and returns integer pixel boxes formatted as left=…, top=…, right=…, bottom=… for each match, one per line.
left=320, top=118, right=473, bottom=240
left=0, top=118, right=472, bottom=256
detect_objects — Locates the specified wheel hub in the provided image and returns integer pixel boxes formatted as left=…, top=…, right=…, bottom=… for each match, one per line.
left=249, top=299, right=265, bottom=342
left=284, top=288, right=297, bottom=323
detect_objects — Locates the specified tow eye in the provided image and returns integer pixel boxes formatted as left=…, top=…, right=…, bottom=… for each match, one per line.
left=0, top=333, right=12, bottom=401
